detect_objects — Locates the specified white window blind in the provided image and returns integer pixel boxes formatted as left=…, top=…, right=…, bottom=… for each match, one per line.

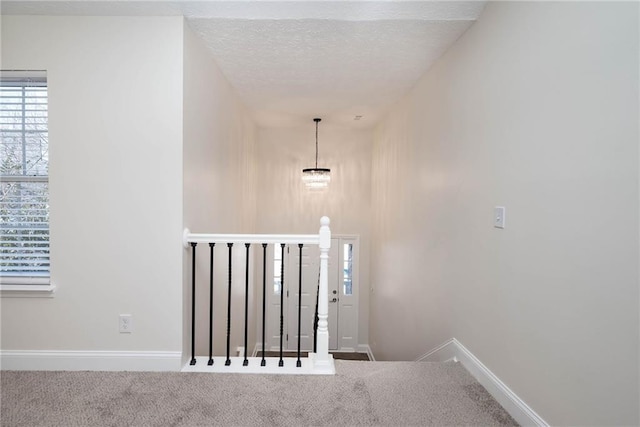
left=0, top=70, right=49, bottom=284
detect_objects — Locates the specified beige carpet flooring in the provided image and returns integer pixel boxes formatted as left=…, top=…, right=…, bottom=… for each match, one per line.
left=1, top=360, right=518, bottom=426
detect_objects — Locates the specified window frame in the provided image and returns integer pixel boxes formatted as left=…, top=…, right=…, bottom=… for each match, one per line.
left=0, top=70, right=54, bottom=297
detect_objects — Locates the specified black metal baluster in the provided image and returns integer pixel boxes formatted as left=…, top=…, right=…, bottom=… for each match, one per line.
left=225, top=243, right=233, bottom=366
left=190, top=242, right=197, bottom=366
left=279, top=243, right=285, bottom=367
left=313, top=270, right=320, bottom=354
left=261, top=243, right=267, bottom=367
left=243, top=243, right=250, bottom=367
left=208, top=243, right=215, bottom=366
left=297, top=244, right=303, bottom=367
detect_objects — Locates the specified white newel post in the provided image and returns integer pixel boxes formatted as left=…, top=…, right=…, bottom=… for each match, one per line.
left=313, top=216, right=335, bottom=374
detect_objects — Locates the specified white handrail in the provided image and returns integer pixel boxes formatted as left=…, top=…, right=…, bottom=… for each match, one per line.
left=183, top=230, right=320, bottom=248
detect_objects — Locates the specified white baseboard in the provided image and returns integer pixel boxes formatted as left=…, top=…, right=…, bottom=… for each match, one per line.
left=251, top=342, right=289, bottom=356
left=417, top=338, right=548, bottom=427
left=0, top=350, right=182, bottom=371
left=415, top=338, right=458, bottom=363
left=357, top=344, right=375, bottom=361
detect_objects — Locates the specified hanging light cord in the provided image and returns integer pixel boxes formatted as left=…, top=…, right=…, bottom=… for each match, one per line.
left=315, top=119, right=319, bottom=168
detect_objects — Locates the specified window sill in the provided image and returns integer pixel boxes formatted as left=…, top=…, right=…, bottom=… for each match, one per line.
left=0, top=283, right=56, bottom=298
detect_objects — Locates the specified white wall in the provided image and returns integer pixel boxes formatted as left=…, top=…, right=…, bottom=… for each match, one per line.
left=256, top=126, right=372, bottom=348
left=182, top=22, right=257, bottom=361
left=371, top=2, right=639, bottom=425
left=0, top=16, right=184, bottom=352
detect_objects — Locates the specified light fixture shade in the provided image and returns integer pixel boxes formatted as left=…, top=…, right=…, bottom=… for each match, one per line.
left=302, top=167, right=331, bottom=189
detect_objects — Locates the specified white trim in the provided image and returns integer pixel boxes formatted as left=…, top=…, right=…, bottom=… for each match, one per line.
left=337, top=236, right=359, bottom=352
left=182, top=354, right=335, bottom=375
left=0, top=276, right=50, bottom=285
left=415, top=338, right=458, bottom=363
left=183, top=229, right=320, bottom=248
left=357, top=344, right=375, bottom=361
left=0, top=283, right=55, bottom=298
left=0, top=350, right=182, bottom=371
left=417, top=338, right=548, bottom=427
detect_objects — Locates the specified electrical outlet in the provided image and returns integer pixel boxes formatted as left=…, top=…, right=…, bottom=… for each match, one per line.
left=119, top=314, right=132, bottom=333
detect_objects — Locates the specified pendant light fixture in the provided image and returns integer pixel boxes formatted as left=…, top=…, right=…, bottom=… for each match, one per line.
left=302, top=118, right=331, bottom=189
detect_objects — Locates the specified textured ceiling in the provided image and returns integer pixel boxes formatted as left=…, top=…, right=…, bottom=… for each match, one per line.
left=2, top=1, right=486, bottom=129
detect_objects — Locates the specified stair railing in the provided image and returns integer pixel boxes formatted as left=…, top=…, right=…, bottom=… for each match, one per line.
left=182, top=216, right=334, bottom=375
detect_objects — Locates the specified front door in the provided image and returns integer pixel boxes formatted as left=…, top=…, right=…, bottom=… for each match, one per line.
left=264, top=237, right=357, bottom=353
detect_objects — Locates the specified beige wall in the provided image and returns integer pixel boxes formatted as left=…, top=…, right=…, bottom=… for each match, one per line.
left=0, top=16, right=185, bottom=352
left=371, top=2, right=639, bottom=425
left=182, top=22, right=257, bottom=360
left=256, top=126, right=372, bottom=348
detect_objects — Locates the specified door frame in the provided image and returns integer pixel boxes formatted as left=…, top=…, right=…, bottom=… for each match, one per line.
left=335, top=235, right=360, bottom=352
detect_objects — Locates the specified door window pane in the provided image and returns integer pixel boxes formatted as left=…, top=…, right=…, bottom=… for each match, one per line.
left=274, top=244, right=282, bottom=295
left=343, top=243, right=353, bottom=295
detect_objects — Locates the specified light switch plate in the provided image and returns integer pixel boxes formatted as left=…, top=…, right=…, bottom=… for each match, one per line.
left=494, top=206, right=506, bottom=229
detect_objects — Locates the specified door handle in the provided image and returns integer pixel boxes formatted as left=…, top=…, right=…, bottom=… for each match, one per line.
left=330, top=298, right=338, bottom=303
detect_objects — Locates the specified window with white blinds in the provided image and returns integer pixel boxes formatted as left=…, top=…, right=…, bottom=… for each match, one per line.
left=0, top=71, right=49, bottom=284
